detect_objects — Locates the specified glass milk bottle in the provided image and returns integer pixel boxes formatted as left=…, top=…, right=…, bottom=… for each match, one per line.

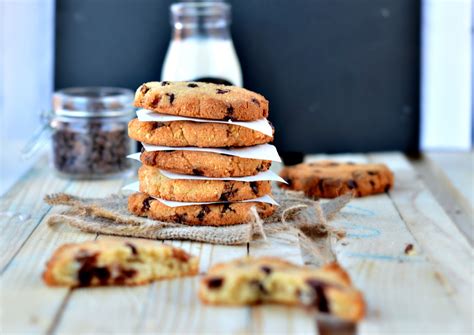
left=161, top=2, right=242, bottom=87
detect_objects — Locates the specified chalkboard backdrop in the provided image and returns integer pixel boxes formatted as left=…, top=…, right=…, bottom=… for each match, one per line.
left=55, top=0, right=420, bottom=158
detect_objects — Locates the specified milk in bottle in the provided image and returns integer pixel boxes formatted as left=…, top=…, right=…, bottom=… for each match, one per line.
left=161, top=2, right=242, bottom=87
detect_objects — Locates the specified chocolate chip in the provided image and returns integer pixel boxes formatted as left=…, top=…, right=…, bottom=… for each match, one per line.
left=140, top=84, right=150, bottom=95
left=207, top=277, right=223, bottom=289
left=226, top=105, right=234, bottom=119
left=385, top=185, right=391, bottom=192
left=161, top=81, right=170, bottom=86
left=250, top=279, right=268, bottom=294
left=78, top=266, right=94, bottom=286
left=347, top=180, right=357, bottom=189
left=404, top=243, right=414, bottom=255
left=220, top=184, right=236, bottom=201
left=318, top=179, right=325, bottom=194
left=187, top=83, right=198, bottom=88
left=121, top=268, right=137, bottom=278
left=149, top=122, right=166, bottom=131
left=172, top=248, right=191, bottom=262
left=369, top=180, right=375, bottom=188
left=260, top=266, right=272, bottom=275
left=174, top=213, right=188, bottom=223
left=125, top=242, right=138, bottom=255
left=221, top=203, right=236, bottom=214
left=192, top=168, right=204, bottom=176
left=76, top=251, right=99, bottom=286
left=216, top=88, right=230, bottom=94
left=305, top=279, right=330, bottom=312
left=115, top=268, right=137, bottom=284
left=250, top=182, right=259, bottom=195
left=367, top=171, right=378, bottom=176
left=328, top=162, right=339, bottom=166
left=251, top=98, right=260, bottom=106
left=166, top=93, right=175, bottom=105
left=94, top=267, right=111, bottom=284
left=151, top=95, right=160, bottom=107
left=197, top=205, right=211, bottom=221
left=142, top=197, right=154, bottom=211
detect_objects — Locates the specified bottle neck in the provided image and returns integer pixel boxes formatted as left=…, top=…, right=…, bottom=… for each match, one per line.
left=170, top=2, right=231, bottom=41
left=172, top=25, right=231, bottom=41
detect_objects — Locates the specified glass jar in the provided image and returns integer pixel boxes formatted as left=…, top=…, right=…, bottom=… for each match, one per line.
left=26, top=87, right=136, bottom=179
left=161, top=2, right=242, bottom=86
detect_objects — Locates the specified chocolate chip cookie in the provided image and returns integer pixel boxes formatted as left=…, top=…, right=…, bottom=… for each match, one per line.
left=135, top=81, right=268, bottom=121
left=138, top=165, right=271, bottom=202
left=43, top=239, right=198, bottom=287
left=128, top=118, right=273, bottom=148
left=128, top=192, right=275, bottom=226
left=199, top=257, right=365, bottom=321
left=140, top=150, right=271, bottom=177
left=279, top=161, right=394, bottom=198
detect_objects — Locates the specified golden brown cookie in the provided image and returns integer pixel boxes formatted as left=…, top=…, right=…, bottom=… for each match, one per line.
left=135, top=81, right=268, bottom=121
left=279, top=161, right=394, bottom=198
left=128, top=192, right=275, bottom=226
left=140, top=150, right=271, bottom=177
left=43, top=239, right=198, bottom=287
left=198, top=257, right=365, bottom=322
left=138, top=165, right=272, bottom=202
left=128, top=118, right=272, bottom=148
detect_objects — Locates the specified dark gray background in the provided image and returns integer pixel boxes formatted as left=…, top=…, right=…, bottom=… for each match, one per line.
left=55, top=0, right=420, bottom=157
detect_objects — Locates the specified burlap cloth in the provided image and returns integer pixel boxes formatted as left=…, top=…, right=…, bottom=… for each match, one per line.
left=44, top=189, right=351, bottom=246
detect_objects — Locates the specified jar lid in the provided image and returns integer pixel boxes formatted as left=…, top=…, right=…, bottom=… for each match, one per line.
left=53, top=87, right=135, bottom=117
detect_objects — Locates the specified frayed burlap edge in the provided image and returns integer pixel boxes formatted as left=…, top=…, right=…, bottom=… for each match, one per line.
left=44, top=189, right=352, bottom=246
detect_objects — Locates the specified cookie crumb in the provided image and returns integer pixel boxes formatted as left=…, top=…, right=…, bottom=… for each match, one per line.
left=404, top=243, right=415, bottom=255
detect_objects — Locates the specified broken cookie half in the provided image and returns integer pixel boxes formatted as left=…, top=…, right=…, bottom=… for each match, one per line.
left=43, top=239, right=198, bottom=287
left=199, top=257, right=365, bottom=322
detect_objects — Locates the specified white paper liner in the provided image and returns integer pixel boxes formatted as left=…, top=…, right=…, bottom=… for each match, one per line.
left=141, top=143, right=282, bottom=162
left=122, top=182, right=279, bottom=207
left=159, top=169, right=287, bottom=183
left=137, top=109, right=274, bottom=136
left=126, top=154, right=285, bottom=182
left=156, top=195, right=279, bottom=207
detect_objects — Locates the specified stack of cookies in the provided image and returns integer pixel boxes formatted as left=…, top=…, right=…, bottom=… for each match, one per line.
left=127, top=81, right=281, bottom=226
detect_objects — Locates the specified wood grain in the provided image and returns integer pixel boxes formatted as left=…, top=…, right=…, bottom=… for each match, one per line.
left=1, top=152, right=472, bottom=334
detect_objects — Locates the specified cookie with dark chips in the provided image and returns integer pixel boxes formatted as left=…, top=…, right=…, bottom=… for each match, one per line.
left=134, top=81, right=268, bottom=121
left=279, top=161, right=394, bottom=198
left=43, top=240, right=198, bottom=287
left=198, top=257, right=365, bottom=322
left=128, top=192, right=275, bottom=226
left=138, top=165, right=272, bottom=202
left=140, top=150, right=271, bottom=178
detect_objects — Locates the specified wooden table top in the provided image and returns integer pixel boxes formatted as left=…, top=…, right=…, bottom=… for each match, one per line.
left=1, top=152, right=472, bottom=334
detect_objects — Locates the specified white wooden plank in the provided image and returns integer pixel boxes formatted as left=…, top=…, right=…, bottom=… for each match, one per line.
left=137, top=242, right=250, bottom=334
left=410, top=153, right=473, bottom=245
left=0, top=178, right=124, bottom=334
left=0, top=157, right=70, bottom=271
left=51, top=236, right=154, bottom=334
left=368, top=152, right=473, bottom=330
left=303, top=153, right=470, bottom=333
left=425, top=151, right=474, bottom=207
left=249, top=221, right=316, bottom=334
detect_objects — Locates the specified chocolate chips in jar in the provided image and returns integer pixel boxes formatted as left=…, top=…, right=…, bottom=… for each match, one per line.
left=51, top=87, right=135, bottom=179
left=53, top=121, right=131, bottom=176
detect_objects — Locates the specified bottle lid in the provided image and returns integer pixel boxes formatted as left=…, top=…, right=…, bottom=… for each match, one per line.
left=53, top=87, right=135, bottom=118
